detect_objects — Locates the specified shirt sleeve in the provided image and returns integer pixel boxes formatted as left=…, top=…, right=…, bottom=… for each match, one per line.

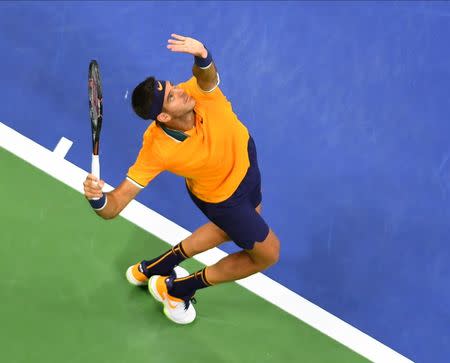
left=127, top=134, right=165, bottom=188
left=179, top=76, right=225, bottom=101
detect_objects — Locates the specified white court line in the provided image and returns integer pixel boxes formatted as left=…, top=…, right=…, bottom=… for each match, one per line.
left=0, top=121, right=413, bottom=363
left=53, top=137, right=73, bottom=158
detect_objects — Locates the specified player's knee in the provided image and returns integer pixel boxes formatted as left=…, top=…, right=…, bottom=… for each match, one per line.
left=217, top=228, right=230, bottom=242
left=265, top=234, right=280, bottom=267
left=254, top=249, right=278, bottom=270
left=249, top=231, right=280, bottom=269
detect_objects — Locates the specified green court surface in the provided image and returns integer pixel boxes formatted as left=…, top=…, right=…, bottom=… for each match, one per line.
left=0, top=147, right=367, bottom=363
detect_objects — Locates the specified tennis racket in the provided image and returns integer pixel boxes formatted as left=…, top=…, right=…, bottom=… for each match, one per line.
left=88, top=60, right=103, bottom=199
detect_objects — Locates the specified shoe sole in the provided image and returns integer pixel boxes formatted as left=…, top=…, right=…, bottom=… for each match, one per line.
left=152, top=292, right=195, bottom=325
left=148, top=275, right=164, bottom=303
left=162, top=306, right=195, bottom=325
left=126, top=265, right=146, bottom=286
left=148, top=268, right=196, bottom=325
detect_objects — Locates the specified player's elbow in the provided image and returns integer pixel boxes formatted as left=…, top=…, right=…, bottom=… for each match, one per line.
left=100, top=213, right=114, bottom=220
left=95, top=209, right=119, bottom=220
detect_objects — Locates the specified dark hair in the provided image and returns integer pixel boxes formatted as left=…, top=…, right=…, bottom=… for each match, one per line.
left=131, top=76, right=156, bottom=120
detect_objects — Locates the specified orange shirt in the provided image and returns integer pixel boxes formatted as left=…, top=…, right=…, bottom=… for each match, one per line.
left=127, top=77, right=250, bottom=203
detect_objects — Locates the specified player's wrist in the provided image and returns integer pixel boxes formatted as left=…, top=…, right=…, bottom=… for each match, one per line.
left=89, top=193, right=108, bottom=210
left=195, top=47, right=212, bottom=69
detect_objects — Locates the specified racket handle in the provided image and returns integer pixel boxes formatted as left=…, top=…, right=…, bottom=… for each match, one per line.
left=90, top=154, right=101, bottom=201
left=91, top=154, right=100, bottom=179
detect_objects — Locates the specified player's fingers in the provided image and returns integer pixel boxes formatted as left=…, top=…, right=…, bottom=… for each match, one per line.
left=83, top=180, right=93, bottom=190
left=85, top=175, right=95, bottom=184
left=167, top=44, right=189, bottom=53
left=168, top=39, right=184, bottom=45
left=85, top=190, right=97, bottom=197
left=171, top=33, right=186, bottom=41
left=91, top=190, right=103, bottom=197
left=84, top=185, right=100, bottom=196
left=85, top=186, right=99, bottom=195
left=86, top=184, right=103, bottom=195
left=86, top=174, right=98, bottom=182
left=84, top=179, right=101, bottom=192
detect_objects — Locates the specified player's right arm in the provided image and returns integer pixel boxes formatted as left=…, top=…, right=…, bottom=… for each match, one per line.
left=83, top=175, right=141, bottom=219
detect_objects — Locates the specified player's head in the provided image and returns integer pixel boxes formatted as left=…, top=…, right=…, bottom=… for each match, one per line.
left=132, top=77, right=195, bottom=123
left=131, top=76, right=161, bottom=120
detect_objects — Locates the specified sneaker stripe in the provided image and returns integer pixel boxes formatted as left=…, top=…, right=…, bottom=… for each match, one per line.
left=132, top=263, right=148, bottom=282
left=201, top=267, right=212, bottom=286
left=145, top=250, right=173, bottom=270
left=173, top=274, right=194, bottom=282
left=167, top=299, right=179, bottom=309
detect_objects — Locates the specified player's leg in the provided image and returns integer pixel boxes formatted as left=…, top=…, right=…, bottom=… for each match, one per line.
left=204, top=228, right=280, bottom=284
left=160, top=202, right=278, bottom=298
left=140, top=221, right=231, bottom=325
left=181, top=220, right=230, bottom=256
left=149, top=202, right=279, bottom=324
left=174, top=203, right=279, bottom=285
left=126, top=220, right=229, bottom=286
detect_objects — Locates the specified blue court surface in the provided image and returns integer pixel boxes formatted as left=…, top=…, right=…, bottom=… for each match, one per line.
left=1, top=2, right=450, bottom=362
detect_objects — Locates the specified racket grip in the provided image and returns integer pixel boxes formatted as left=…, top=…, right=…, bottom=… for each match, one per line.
left=90, top=154, right=101, bottom=201
left=91, top=154, right=100, bottom=179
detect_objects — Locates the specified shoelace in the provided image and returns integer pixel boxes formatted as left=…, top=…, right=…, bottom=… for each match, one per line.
left=184, top=297, right=197, bottom=311
left=163, top=273, right=197, bottom=311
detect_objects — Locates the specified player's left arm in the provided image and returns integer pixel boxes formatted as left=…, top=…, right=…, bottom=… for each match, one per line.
left=167, top=33, right=219, bottom=92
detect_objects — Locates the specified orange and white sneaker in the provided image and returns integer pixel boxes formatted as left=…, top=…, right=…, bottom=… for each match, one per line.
left=126, top=262, right=189, bottom=286
left=148, top=275, right=196, bottom=325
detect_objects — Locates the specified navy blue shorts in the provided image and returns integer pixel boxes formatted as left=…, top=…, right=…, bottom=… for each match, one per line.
left=187, top=136, right=270, bottom=250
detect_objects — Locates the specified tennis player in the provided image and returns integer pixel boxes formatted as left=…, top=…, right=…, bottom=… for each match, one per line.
left=83, top=34, right=280, bottom=324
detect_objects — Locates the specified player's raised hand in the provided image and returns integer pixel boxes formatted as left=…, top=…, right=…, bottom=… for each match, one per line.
left=167, top=34, right=208, bottom=58
left=83, top=174, right=105, bottom=200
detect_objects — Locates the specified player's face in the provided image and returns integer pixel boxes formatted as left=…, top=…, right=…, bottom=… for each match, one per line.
left=162, top=81, right=195, bottom=118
